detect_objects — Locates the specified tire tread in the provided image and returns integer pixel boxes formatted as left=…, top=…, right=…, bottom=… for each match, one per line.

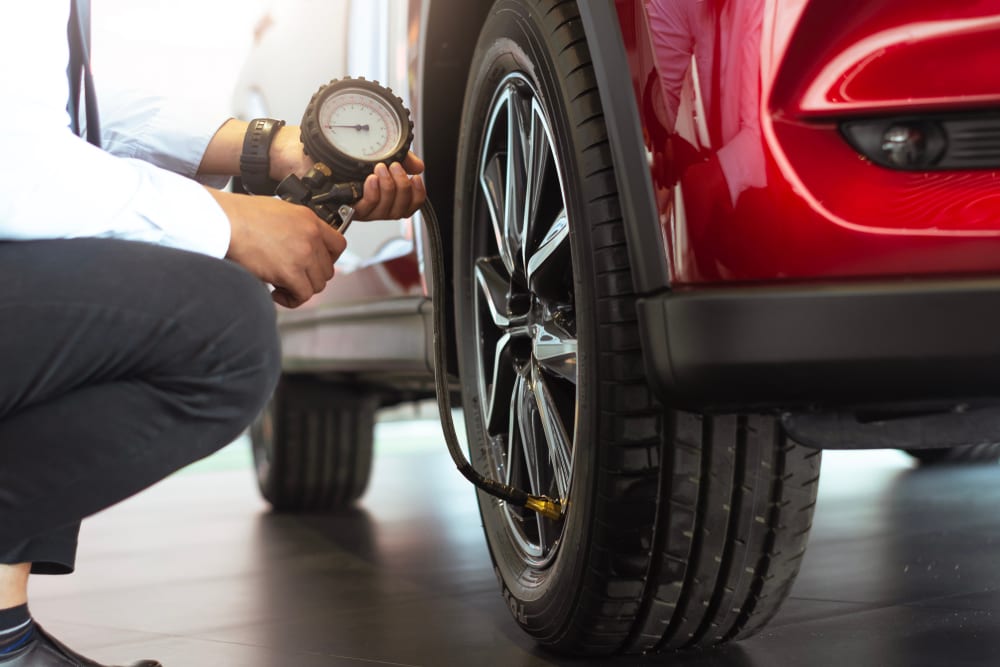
left=250, top=376, right=377, bottom=512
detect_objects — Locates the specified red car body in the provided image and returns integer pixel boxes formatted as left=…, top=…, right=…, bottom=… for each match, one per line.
left=542, top=0, right=1000, bottom=415
left=619, top=0, right=1000, bottom=286
left=279, top=0, right=1000, bottom=416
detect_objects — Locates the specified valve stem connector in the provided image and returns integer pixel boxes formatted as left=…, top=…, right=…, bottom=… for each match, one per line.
left=525, top=496, right=563, bottom=521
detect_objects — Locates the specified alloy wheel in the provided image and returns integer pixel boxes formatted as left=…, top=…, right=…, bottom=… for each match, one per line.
left=472, top=73, right=578, bottom=568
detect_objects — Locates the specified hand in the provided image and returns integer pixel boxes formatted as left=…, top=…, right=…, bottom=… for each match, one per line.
left=270, top=126, right=427, bottom=220
left=352, top=153, right=427, bottom=221
left=208, top=189, right=347, bottom=309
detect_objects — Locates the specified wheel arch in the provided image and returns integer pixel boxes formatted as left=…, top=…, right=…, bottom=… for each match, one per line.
left=417, top=0, right=670, bottom=370
left=419, top=0, right=668, bottom=291
left=575, top=0, right=670, bottom=294
left=416, top=0, right=494, bottom=374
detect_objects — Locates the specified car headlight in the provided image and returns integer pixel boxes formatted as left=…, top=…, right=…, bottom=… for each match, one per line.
left=841, top=113, right=1000, bottom=171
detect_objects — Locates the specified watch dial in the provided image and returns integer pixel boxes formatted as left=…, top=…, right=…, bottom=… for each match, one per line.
left=318, top=88, right=403, bottom=162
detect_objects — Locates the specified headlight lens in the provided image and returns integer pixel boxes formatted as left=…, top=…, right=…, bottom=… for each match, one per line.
left=842, top=119, right=946, bottom=170
left=880, top=125, right=929, bottom=168
left=841, top=113, right=1000, bottom=171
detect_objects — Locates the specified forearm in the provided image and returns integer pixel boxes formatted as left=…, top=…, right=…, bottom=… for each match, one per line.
left=196, top=118, right=312, bottom=181
left=196, top=118, right=247, bottom=177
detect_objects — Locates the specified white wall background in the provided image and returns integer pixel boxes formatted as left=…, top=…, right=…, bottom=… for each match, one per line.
left=91, top=0, right=266, bottom=120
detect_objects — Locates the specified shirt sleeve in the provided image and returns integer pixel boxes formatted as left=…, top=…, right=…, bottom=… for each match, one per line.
left=715, top=0, right=767, bottom=207
left=95, top=83, right=233, bottom=191
left=0, top=4, right=232, bottom=258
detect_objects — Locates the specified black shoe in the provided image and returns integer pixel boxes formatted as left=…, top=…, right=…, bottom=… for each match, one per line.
left=0, top=625, right=160, bottom=667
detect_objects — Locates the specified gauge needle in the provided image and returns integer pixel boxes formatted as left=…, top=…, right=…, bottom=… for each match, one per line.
left=327, top=124, right=370, bottom=132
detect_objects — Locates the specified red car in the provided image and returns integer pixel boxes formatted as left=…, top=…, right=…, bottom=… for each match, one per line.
left=249, top=0, right=1000, bottom=656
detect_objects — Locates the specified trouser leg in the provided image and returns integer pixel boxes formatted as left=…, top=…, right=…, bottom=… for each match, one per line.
left=0, top=527, right=79, bottom=576
left=0, top=238, right=281, bottom=573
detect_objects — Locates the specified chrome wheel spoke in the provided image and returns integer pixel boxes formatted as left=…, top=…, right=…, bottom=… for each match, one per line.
left=483, top=333, right=516, bottom=432
left=531, top=364, right=573, bottom=500
left=475, top=257, right=514, bottom=328
left=523, top=101, right=553, bottom=265
left=504, top=377, right=524, bottom=487
left=479, top=154, right=511, bottom=272
left=533, top=320, right=578, bottom=385
left=505, top=86, right=529, bottom=276
left=516, top=372, right=544, bottom=498
left=515, top=369, right=551, bottom=553
left=480, top=85, right=517, bottom=274
left=526, top=209, right=569, bottom=287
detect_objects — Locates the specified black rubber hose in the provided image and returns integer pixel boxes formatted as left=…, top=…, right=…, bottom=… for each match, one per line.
left=282, top=176, right=545, bottom=510
left=422, top=200, right=534, bottom=508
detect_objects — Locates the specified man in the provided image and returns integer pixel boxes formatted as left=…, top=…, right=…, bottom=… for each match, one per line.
left=0, top=2, right=425, bottom=665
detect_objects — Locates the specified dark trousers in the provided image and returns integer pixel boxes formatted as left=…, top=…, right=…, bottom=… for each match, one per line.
left=0, top=238, right=280, bottom=574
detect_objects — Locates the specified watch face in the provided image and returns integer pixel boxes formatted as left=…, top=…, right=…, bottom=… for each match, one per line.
left=318, top=87, right=404, bottom=163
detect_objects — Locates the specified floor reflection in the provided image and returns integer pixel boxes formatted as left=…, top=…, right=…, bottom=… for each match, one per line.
left=239, top=439, right=1000, bottom=666
left=30, top=423, right=1000, bottom=666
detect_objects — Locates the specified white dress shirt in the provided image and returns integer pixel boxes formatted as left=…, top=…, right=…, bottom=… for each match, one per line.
left=0, top=3, right=232, bottom=257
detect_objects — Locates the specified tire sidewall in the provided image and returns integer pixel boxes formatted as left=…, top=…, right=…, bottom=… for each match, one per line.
left=250, top=389, right=281, bottom=502
left=454, top=0, right=602, bottom=638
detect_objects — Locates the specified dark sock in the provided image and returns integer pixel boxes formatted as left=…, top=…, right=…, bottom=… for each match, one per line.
left=0, top=605, right=34, bottom=655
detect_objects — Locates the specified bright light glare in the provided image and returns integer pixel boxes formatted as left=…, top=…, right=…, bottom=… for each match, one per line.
left=92, top=0, right=265, bottom=118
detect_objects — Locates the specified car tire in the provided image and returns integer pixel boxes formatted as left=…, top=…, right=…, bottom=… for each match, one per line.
left=453, top=0, right=821, bottom=656
left=250, top=375, right=377, bottom=511
left=906, top=443, right=1000, bottom=465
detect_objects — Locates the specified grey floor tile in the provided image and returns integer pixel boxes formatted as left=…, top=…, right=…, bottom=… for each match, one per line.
left=22, top=434, right=1000, bottom=666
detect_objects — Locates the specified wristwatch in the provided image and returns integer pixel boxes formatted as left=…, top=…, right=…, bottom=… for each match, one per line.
left=240, top=118, right=286, bottom=195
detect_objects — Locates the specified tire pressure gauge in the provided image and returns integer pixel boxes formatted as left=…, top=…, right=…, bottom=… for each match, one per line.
left=301, top=77, right=414, bottom=179
left=277, top=77, right=414, bottom=232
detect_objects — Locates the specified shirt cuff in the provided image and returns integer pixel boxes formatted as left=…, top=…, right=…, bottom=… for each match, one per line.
left=105, top=159, right=232, bottom=258
left=172, top=181, right=232, bottom=258
left=108, top=157, right=232, bottom=259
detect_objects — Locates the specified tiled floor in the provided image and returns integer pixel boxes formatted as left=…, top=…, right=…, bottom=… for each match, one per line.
left=28, top=416, right=1000, bottom=666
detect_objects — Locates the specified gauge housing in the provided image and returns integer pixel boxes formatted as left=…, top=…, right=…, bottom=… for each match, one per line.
left=300, top=76, right=414, bottom=181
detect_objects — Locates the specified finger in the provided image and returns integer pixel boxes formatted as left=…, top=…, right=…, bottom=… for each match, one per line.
left=388, top=163, right=413, bottom=220
left=370, top=163, right=396, bottom=220
left=305, top=263, right=327, bottom=293
left=317, top=223, right=347, bottom=258
left=353, top=173, right=380, bottom=220
left=411, top=175, right=427, bottom=214
left=271, top=290, right=290, bottom=308
left=312, top=237, right=337, bottom=279
left=272, top=287, right=304, bottom=309
left=313, top=242, right=335, bottom=282
left=307, top=227, right=335, bottom=284
left=310, top=239, right=339, bottom=287
left=402, top=151, right=425, bottom=175
left=277, top=270, right=314, bottom=307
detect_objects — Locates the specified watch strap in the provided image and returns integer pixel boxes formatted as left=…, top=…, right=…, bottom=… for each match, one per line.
left=240, top=118, right=286, bottom=195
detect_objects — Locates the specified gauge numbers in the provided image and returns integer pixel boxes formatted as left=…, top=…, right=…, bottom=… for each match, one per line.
left=319, top=88, right=403, bottom=163
left=301, top=77, right=413, bottom=180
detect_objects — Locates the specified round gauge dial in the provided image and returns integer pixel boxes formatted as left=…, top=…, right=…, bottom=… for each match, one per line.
left=319, top=88, right=403, bottom=162
left=301, top=77, right=414, bottom=181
